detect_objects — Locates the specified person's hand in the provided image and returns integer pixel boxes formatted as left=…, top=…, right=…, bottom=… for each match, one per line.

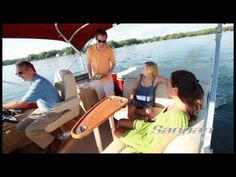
left=130, top=94, right=134, bottom=100
left=2, top=104, right=7, bottom=110
left=2, top=106, right=10, bottom=114
left=128, top=99, right=133, bottom=105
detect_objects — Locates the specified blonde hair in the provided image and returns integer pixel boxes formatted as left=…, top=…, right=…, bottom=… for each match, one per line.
left=144, top=61, right=158, bottom=77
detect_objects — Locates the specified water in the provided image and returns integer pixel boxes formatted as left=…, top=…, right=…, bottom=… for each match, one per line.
left=2, top=32, right=233, bottom=153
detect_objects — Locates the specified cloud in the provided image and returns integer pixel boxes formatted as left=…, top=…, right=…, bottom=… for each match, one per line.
left=107, top=23, right=230, bottom=41
left=3, top=39, right=70, bottom=60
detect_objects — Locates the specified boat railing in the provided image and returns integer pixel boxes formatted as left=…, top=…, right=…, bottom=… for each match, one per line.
left=201, top=24, right=222, bottom=153
left=55, top=23, right=88, bottom=74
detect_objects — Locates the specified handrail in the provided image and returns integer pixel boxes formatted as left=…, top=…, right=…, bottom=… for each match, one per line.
left=201, top=24, right=222, bottom=153
left=55, top=23, right=86, bottom=73
left=66, top=53, right=80, bottom=70
left=69, top=23, right=89, bottom=42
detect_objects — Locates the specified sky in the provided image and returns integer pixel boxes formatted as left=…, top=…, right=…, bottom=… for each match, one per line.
left=2, top=23, right=233, bottom=60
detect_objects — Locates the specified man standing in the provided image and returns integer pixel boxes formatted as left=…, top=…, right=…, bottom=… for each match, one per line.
left=87, top=28, right=116, bottom=100
left=3, top=61, right=61, bottom=150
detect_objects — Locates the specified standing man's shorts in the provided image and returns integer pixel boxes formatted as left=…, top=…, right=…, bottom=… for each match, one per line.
left=91, top=80, right=114, bottom=100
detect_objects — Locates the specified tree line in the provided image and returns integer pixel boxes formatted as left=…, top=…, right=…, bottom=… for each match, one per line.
left=3, top=47, right=75, bottom=66
left=3, top=25, right=233, bottom=66
left=106, top=25, right=233, bottom=48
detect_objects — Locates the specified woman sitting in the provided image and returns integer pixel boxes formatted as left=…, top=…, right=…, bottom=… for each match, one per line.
left=128, top=61, right=168, bottom=122
left=114, top=70, right=204, bottom=153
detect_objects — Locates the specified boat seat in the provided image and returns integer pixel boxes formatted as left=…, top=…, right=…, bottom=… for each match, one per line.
left=104, top=78, right=173, bottom=153
left=163, top=109, right=207, bottom=153
left=103, top=78, right=209, bottom=153
left=114, top=78, right=172, bottom=121
left=104, top=109, right=208, bottom=153
left=123, top=78, right=171, bottom=107
left=77, top=83, right=99, bottom=111
left=163, top=82, right=209, bottom=153
left=43, top=70, right=80, bottom=133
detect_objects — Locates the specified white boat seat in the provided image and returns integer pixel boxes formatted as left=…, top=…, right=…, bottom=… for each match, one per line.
left=103, top=77, right=208, bottom=153
left=163, top=109, right=207, bottom=153
left=44, top=70, right=80, bottom=133
left=77, top=83, right=99, bottom=111
left=114, top=78, right=172, bottom=121
left=163, top=82, right=210, bottom=153
left=104, top=78, right=171, bottom=153
left=102, top=139, right=137, bottom=153
left=104, top=109, right=207, bottom=153
left=123, top=78, right=171, bottom=107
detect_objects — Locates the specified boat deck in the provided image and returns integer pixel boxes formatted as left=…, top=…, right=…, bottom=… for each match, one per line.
left=15, top=112, right=115, bottom=153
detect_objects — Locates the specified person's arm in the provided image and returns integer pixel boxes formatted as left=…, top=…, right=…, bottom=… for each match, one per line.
left=3, top=101, right=31, bottom=110
left=105, top=48, right=116, bottom=76
left=86, top=47, right=93, bottom=79
left=19, top=80, right=44, bottom=108
left=108, top=60, right=116, bottom=75
left=154, top=75, right=169, bottom=87
left=156, top=75, right=169, bottom=83
left=87, top=63, right=93, bottom=79
left=151, top=132, right=180, bottom=153
left=2, top=80, right=42, bottom=110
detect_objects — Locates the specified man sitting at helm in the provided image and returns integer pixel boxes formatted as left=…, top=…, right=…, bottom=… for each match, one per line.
left=3, top=61, right=61, bottom=150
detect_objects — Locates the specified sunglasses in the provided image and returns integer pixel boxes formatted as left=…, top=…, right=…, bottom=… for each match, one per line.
left=15, top=71, right=23, bottom=76
left=97, top=39, right=106, bottom=43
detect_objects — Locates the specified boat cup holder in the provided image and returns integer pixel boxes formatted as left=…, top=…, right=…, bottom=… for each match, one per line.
left=76, top=125, right=87, bottom=133
left=109, top=96, right=125, bottom=104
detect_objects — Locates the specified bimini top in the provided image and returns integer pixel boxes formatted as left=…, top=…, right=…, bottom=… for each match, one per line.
left=2, top=23, right=114, bottom=51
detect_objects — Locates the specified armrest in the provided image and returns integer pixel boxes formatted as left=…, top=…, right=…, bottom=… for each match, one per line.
left=71, top=96, right=128, bottom=139
left=53, top=96, right=79, bottom=113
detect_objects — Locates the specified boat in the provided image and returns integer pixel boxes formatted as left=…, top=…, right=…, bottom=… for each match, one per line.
left=2, top=23, right=223, bottom=153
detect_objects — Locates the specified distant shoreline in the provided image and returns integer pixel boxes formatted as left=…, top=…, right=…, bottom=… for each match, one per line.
left=3, top=26, right=233, bottom=66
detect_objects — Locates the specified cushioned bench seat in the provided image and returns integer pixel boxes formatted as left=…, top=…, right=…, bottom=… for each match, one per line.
left=103, top=78, right=209, bottom=153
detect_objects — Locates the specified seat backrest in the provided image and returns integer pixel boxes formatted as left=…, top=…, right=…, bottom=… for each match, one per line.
left=54, top=70, right=78, bottom=101
left=123, top=78, right=173, bottom=108
left=163, top=82, right=209, bottom=153
left=78, top=86, right=99, bottom=111
left=44, top=70, right=80, bottom=133
left=122, top=78, right=136, bottom=99
left=109, top=78, right=210, bottom=153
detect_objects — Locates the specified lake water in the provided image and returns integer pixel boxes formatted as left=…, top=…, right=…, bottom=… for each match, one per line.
left=2, top=32, right=233, bottom=153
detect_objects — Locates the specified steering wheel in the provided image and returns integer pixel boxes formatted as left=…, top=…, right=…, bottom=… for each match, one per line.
left=2, top=108, right=19, bottom=123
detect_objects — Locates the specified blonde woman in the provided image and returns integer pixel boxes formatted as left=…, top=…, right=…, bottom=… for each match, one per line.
left=128, top=61, right=168, bottom=121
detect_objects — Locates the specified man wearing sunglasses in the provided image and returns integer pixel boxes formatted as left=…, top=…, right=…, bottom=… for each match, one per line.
left=3, top=61, right=61, bottom=150
left=87, top=28, right=116, bottom=100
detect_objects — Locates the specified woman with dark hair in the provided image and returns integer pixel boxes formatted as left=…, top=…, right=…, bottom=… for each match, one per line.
left=114, top=70, right=204, bottom=153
